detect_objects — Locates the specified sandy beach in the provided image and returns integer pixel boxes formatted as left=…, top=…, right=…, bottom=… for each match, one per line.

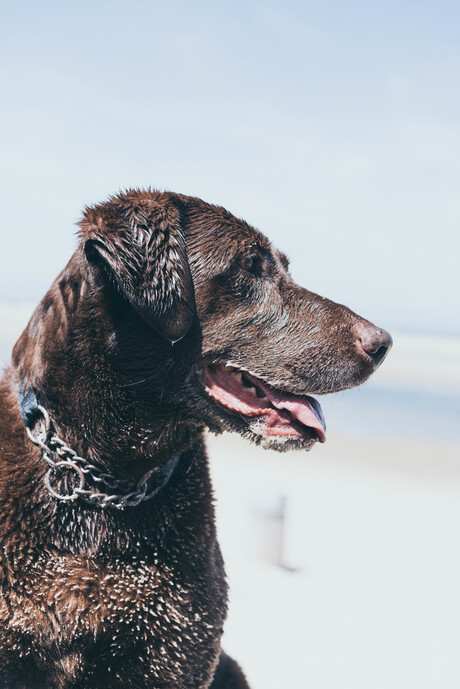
left=209, top=432, right=460, bottom=689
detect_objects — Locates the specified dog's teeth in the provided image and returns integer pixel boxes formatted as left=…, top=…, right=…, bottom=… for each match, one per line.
left=247, top=386, right=257, bottom=396
left=233, top=372, right=243, bottom=383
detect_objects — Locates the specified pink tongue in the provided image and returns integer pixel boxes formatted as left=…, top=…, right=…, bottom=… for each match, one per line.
left=262, top=387, right=326, bottom=443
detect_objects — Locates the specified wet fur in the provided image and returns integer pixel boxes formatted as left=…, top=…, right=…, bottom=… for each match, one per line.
left=0, top=190, right=389, bottom=688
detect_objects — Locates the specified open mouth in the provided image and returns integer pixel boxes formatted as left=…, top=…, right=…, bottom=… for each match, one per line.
left=201, top=364, right=326, bottom=444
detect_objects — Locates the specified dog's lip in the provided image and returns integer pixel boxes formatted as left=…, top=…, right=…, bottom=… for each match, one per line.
left=200, top=363, right=326, bottom=443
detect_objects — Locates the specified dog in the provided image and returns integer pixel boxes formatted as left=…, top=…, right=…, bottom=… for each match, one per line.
left=0, top=189, right=392, bottom=688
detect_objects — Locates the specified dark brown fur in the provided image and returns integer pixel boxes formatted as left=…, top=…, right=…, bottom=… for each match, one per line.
left=0, top=190, right=391, bottom=688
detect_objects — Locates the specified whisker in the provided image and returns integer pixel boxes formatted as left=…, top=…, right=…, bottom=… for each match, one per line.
left=158, top=361, right=175, bottom=406
left=121, top=372, right=158, bottom=388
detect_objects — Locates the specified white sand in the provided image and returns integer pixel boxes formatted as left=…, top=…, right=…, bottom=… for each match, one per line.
left=209, top=433, right=460, bottom=689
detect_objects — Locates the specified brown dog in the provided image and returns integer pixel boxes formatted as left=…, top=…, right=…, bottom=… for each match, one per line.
left=0, top=190, right=391, bottom=688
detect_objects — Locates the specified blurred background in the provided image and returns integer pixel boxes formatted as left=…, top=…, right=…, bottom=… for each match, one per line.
left=1, top=1, right=459, bottom=687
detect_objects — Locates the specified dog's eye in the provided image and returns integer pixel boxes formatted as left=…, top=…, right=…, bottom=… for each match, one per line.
left=241, top=254, right=255, bottom=271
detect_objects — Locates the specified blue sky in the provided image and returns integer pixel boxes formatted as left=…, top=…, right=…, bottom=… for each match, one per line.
left=1, top=0, right=459, bottom=334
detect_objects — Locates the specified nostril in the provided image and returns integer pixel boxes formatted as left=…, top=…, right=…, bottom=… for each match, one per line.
left=359, top=327, right=393, bottom=367
left=371, top=344, right=390, bottom=367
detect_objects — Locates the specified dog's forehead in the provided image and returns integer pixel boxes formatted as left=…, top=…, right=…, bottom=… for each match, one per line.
left=184, top=201, right=273, bottom=259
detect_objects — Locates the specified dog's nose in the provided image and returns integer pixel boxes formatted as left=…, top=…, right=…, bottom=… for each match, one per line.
left=357, top=325, right=393, bottom=368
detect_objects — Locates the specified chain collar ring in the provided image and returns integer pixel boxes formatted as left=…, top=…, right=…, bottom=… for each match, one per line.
left=25, top=404, right=179, bottom=509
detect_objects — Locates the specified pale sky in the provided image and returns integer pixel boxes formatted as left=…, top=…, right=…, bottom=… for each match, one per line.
left=1, top=0, right=459, bottom=335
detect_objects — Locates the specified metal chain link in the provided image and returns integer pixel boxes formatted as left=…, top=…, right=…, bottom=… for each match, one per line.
left=25, top=405, right=164, bottom=509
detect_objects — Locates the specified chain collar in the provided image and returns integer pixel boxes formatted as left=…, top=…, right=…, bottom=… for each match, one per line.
left=23, top=402, right=180, bottom=510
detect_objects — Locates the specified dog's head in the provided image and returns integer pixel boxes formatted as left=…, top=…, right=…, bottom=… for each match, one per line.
left=79, top=190, right=392, bottom=452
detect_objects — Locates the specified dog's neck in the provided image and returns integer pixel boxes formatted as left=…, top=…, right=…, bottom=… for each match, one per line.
left=12, top=253, right=200, bottom=483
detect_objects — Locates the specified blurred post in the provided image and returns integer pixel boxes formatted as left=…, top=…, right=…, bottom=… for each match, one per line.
left=248, top=491, right=287, bottom=568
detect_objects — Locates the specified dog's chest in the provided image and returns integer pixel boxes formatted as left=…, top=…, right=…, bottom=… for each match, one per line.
left=4, top=550, right=226, bottom=685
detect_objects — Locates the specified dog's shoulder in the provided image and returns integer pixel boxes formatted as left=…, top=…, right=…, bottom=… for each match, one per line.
left=0, top=369, right=33, bottom=515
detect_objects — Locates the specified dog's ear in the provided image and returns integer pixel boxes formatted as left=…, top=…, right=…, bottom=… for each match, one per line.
left=79, top=192, right=195, bottom=343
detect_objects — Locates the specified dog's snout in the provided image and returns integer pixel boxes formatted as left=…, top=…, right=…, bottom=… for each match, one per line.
left=356, top=325, right=393, bottom=368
